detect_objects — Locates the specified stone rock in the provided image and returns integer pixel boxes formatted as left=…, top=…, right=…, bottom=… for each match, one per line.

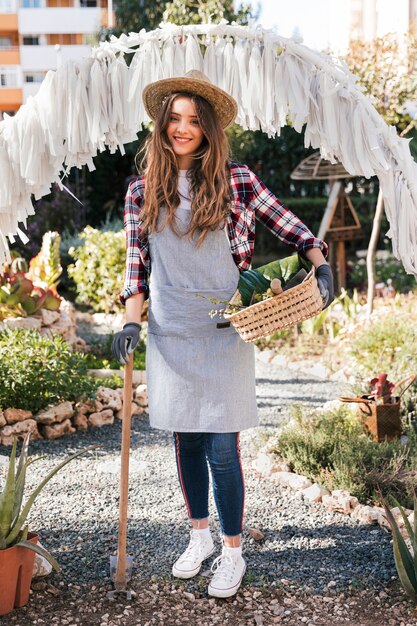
left=270, top=471, right=312, bottom=490
left=75, top=400, right=96, bottom=415
left=246, top=527, right=265, bottom=541
left=88, top=409, right=114, bottom=428
left=32, top=541, right=53, bottom=578
left=116, top=403, right=145, bottom=420
left=350, top=504, right=379, bottom=524
left=3, top=317, right=42, bottom=331
left=251, top=452, right=290, bottom=476
left=134, top=384, right=148, bottom=407
left=41, top=419, right=75, bottom=440
left=48, top=299, right=79, bottom=346
left=1, top=419, right=38, bottom=437
left=0, top=412, right=6, bottom=428
left=72, top=413, right=88, bottom=430
left=0, top=436, right=15, bottom=446
left=4, top=408, right=33, bottom=424
left=0, top=455, right=9, bottom=466
left=408, top=511, right=414, bottom=526
left=35, top=401, right=74, bottom=425
left=40, top=309, right=60, bottom=327
left=331, top=489, right=359, bottom=513
left=96, top=386, right=123, bottom=412
left=318, top=399, right=344, bottom=413
left=302, top=483, right=330, bottom=502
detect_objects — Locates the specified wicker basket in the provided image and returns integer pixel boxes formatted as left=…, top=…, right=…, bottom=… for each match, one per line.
left=224, top=269, right=323, bottom=343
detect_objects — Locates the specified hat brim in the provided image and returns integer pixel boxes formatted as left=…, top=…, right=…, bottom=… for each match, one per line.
left=142, top=76, right=238, bottom=130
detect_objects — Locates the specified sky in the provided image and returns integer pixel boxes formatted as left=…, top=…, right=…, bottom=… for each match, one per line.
left=252, top=0, right=351, bottom=52
left=250, top=0, right=411, bottom=53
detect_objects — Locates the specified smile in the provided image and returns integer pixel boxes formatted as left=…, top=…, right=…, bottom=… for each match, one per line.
left=174, top=137, right=192, bottom=143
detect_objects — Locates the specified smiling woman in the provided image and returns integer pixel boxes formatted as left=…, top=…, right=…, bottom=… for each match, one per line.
left=166, top=98, right=205, bottom=169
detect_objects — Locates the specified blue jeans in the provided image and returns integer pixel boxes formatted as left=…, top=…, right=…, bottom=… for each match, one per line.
left=173, top=432, right=245, bottom=537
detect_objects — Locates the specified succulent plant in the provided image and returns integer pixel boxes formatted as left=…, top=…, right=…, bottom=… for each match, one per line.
left=0, top=272, right=61, bottom=321
left=28, top=231, right=62, bottom=290
left=0, top=432, right=97, bottom=571
left=379, top=489, right=417, bottom=604
left=370, top=373, right=395, bottom=404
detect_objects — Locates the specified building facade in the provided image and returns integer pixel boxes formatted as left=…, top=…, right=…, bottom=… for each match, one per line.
left=0, top=0, right=111, bottom=119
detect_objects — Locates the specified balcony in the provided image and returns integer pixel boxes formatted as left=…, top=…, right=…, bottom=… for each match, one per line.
left=19, top=43, right=92, bottom=70
left=0, top=87, right=22, bottom=110
left=0, top=13, right=18, bottom=30
left=0, top=47, right=20, bottom=63
left=18, top=7, right=101, bottom=34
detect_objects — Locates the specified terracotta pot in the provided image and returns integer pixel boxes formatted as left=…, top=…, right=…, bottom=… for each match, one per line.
left=0, top=532, right=38, bottom=616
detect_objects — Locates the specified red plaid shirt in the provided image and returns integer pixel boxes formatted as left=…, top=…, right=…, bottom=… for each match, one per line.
left=120, top=161, right=328, bottom=304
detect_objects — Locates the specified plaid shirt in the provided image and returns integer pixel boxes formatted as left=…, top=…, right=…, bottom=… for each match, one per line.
left=120, top=161, right=328, bottom=304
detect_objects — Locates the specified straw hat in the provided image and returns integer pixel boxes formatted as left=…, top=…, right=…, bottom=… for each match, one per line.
left=142, top=69, right=238, bottom=130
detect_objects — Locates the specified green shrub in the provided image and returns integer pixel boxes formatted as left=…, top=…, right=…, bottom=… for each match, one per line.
left=0, top=328, right=99, bottom=413
left=84, top=334, right=146, bottom=371
left=349, top=305, right=417, bottom=384
left=68, top=226, right=125, bottom=313
left=272, top=406, right=417, bottom=508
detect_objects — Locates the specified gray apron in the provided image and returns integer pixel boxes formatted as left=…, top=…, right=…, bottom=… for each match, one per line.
left=146, top=204, right=259, bottom=433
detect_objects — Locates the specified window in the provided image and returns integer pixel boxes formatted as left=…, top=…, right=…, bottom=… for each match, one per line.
left=23, top=36, right=40, bottom=45
left=0, top=0, right=18, bottom=12
left=80, top=0, right=97, bottom=6
left=24, top=72, right=45, bottom=83
left=0, top=37, right=13, bottom=49
left=20, top=0, right=43, bottom=7
left=0, top=67, right=18, bottom=88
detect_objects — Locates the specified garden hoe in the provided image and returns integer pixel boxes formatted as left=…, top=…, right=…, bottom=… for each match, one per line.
left=108, top=353, right=134, bottom=600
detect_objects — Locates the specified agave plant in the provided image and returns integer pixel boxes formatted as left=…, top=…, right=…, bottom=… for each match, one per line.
left=379, top=488, right=417, bottom=604
left=0, top=432, right=97, bottom=572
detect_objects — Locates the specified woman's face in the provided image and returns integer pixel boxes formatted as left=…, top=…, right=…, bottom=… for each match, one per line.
left=166, top=96, right=205, bottom=169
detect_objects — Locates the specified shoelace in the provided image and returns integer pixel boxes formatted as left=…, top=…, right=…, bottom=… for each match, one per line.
left=180, top=532, right=207, bottom=561
left=210, top=554, right=236, bottom=583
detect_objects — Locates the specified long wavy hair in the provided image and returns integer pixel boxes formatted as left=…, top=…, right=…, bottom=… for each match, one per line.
left=135, top=92, right=233, bottom=246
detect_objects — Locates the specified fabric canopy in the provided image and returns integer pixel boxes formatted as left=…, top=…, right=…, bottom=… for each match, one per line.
left=1, top=21, right=416, bottom=275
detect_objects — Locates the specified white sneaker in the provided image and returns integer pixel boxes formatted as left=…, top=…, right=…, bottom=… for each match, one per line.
left=207, top=546, right=246, bottom=598
left=172, top=529, right=216, bottom=579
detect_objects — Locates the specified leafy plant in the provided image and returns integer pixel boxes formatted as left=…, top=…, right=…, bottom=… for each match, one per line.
left=0, top=328, right=99, bottom=413
left=379, top=490, right=417, bottom=604
left=0, top=432, right=97, bottom=570
left=0, top=271, right=61, bottom=321
left=67, top=226, right=126, bottom=314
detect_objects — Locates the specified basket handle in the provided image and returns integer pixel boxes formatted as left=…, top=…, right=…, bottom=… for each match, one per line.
left=392, top=374, right=416, bottom=398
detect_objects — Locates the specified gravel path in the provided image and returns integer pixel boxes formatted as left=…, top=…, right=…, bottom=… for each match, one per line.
left=2, top=358, right=417, bottom=625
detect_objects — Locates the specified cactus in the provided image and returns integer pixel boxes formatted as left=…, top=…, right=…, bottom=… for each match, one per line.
left=370, top=373, right=395, bottom=404
left=0, top=432, right=97, bottom=570
left=28, top=231, right=62, bottom=290
left=379, top=489, right=417, bottom=604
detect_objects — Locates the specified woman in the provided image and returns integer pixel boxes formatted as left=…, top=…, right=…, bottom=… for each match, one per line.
left=112, top=70, right=333, bottom=599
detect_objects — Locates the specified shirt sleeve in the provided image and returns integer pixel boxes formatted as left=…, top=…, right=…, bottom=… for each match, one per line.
left=119, top=182, right=149, bottom=305
left=246, top=167, right=328, bottom=257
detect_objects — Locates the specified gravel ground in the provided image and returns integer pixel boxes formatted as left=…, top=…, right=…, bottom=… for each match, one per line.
left=2, top=358, right=417, bottom=625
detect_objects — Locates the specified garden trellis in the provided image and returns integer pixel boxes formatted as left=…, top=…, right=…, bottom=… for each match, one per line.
left=1, top=20, right=417, bottom=276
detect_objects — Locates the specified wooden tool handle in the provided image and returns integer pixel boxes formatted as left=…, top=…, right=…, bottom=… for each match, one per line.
left=114, top=354, right=134, bottom=589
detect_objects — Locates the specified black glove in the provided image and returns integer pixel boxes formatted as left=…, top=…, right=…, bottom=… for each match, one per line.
left=111, top=322, right=141, bottom=365
left=315, top=264, right=334, bottom=310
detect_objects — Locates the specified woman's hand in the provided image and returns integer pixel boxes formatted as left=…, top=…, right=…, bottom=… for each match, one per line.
left=111, top=323, right=141, bottom=365
left=315, top=264, right=334, bottom=309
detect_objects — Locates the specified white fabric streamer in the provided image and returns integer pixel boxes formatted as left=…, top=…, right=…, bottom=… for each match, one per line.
left=0, top=22, right=416, bottom=278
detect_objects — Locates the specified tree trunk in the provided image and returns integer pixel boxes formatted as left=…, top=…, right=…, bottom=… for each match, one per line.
left=366, top=188, right=384, bottom=317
